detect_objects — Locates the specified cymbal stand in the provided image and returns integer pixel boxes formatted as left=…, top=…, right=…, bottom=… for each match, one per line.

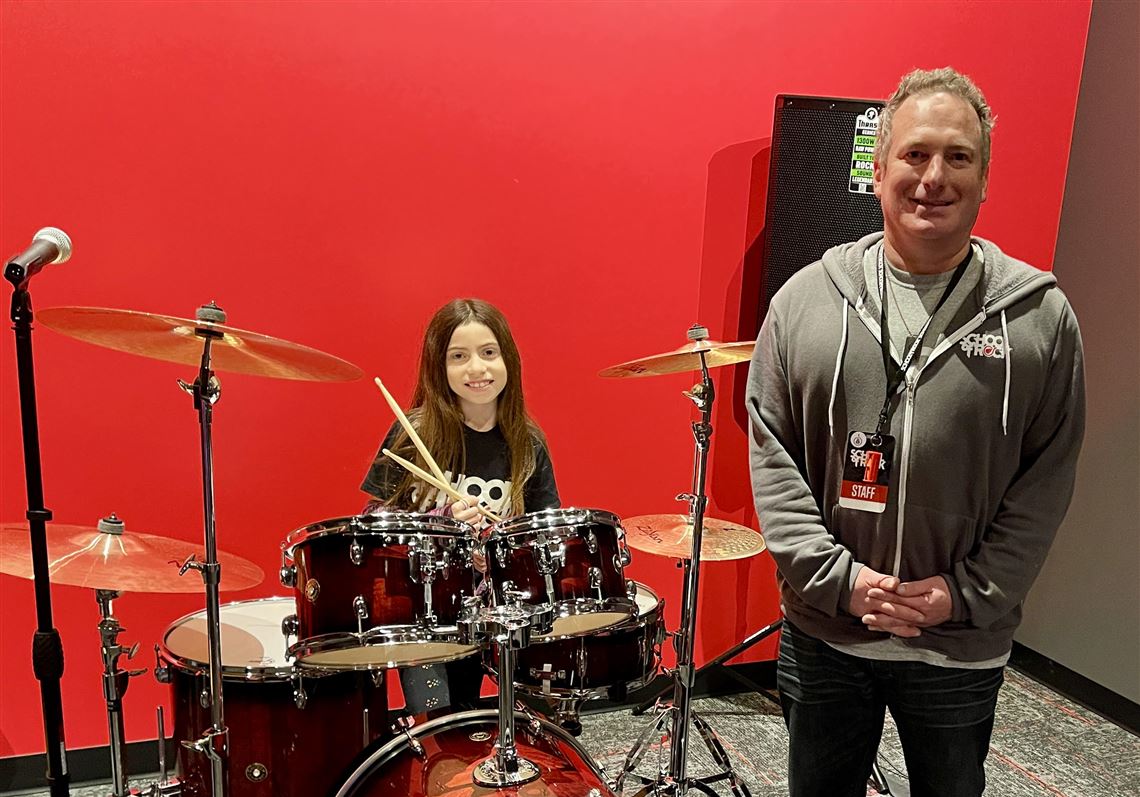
left=615, top=325, right=751, bottom=797
left=94, top=582, right=147, bottom=797
left=173, top=302, right=230, bottom=797
left=5, top=251, right=71, bottom=796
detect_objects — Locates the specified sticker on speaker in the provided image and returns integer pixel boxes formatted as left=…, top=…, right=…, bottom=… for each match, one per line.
left=849, top=107, right=880, bottom=194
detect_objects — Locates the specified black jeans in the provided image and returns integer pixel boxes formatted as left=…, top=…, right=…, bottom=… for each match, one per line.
left=777, top=621, right=1004, bottom=797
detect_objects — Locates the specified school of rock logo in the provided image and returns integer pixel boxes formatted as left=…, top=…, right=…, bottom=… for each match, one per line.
left=850, top=448, right=871, bottom=467
left=959, top=332, right=1008, bottom=359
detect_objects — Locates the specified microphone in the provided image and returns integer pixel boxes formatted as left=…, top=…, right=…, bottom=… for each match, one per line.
left=5, top=227, right=72, bottom=286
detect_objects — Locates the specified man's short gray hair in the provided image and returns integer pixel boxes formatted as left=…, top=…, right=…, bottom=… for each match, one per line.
left=875, top=67, right=996, bottom=172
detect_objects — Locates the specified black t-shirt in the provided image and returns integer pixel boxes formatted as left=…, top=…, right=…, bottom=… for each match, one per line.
left=360, top=422, right=559, bottom=518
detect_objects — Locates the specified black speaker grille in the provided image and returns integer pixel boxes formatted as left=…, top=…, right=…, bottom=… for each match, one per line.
left=760, top=96, right=885, bottom=321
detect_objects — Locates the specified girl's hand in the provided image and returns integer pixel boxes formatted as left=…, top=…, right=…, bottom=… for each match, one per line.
left=449, top=498, right=482, bottom=526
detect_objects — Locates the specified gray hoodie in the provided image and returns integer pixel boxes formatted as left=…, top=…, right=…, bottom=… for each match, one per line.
left=747, top=232, right=1085, bottom=662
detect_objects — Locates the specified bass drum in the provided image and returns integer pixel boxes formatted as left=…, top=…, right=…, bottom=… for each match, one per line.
left=331, top=709, right=615, bottom=797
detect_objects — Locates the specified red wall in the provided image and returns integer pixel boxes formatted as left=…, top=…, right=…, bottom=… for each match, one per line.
left=1, top=1, right=1089, bottom=756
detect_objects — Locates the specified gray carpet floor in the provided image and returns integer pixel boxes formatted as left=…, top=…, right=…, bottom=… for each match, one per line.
left=6, top=669, right=1138, bottom=796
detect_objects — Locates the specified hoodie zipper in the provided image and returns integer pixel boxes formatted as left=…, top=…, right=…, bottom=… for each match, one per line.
left=890, top=311, right=987, bottom=577
left=892, top=377, right=916, bottom=577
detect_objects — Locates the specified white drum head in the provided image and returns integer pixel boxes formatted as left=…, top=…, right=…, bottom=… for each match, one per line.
left=633, top=581, right=658, bottom=615
left=162, top=596, right=296, bottom=677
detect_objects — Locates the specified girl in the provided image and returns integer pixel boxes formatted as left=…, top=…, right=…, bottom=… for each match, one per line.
left=360, top=297, right=560, bottom=714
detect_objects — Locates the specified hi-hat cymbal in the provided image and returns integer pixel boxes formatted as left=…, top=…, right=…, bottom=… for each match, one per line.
left=37, top=306, right=363, bottom=382
left=622, top=514, right=765, bottom=561
left=0, top=519, right=264, bottom=593
left=598, top=339, right=755, bottom=378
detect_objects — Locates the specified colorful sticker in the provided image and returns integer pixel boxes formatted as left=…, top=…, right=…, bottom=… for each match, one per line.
left=848, top=107, right=881, bottom=194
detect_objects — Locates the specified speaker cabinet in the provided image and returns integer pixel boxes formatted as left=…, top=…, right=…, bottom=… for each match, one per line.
left=758, top=95, right=886, bottom=323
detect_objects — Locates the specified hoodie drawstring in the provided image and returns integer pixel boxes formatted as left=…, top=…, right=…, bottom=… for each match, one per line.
left=1000, top=308, right=1011, bottom=436
left=829, top=299, right=850, bottom=436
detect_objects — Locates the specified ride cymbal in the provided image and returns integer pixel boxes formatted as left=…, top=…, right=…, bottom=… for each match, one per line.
left=598, top=340, right=755, bottom=378
left=622, top=514, right=765, bottom=561
left=0, top=518, right=264, bottom=593
left=37, top=306, right=363, bottom=382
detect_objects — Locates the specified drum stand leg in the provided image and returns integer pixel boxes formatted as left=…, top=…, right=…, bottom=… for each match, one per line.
left=615, top=327, right=752, bottom=796
left=173, top=304, right=233, bottom=797
left=95, top=588, right=147, bottom=797
left=632, top=620, right=783, bottom=716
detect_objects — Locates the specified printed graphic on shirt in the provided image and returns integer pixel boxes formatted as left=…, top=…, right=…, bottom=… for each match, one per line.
left=419, top=470, right=513, bottom=520
left=959, top=332, right=1008, bottom=359
left=849, top=107, right=881, bottom=194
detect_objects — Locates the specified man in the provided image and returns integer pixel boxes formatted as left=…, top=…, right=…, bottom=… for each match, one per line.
left=747, top=67, right=1084, bottom=796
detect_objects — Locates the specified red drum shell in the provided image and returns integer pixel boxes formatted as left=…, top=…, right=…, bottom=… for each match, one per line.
left=497, top=581, right=664, bottom=698
left=485, top=508, right=634, bottom=637
left=283, top=513, right=480, bottom=668
left=330, top=709, right=615, bottom=797
left=158, top=598, right=390, bottom=797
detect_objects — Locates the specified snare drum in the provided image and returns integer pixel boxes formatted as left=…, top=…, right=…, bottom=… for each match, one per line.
left=499, top=581, right=665, bottom=700
left=484, top=508, right=636, bottom=637
left=330, top=709, right=615, bottom=797
left=281, top=513, right=481, bottom=669
left=156, top=597, right=389, bottom=797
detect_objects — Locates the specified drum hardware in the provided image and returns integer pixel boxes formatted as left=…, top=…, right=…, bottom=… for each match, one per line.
left=354, top=595, right=370, bottom=629
left=632, top=618, right=783, bottom=716
left=37, top=303, right=361, bottom=797
left=95, top=587, right=148, bottom=797
left=601, top=324, right=758, bottom=797
left=149, top=706, right=181, bottom=797
left=458, top=597, right=553, bottom=787
left=392, top=714, right=425, bottom=757
left=293, top=674, right=308, bottom=709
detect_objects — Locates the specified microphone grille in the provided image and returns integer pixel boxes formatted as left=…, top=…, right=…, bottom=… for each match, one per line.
left=33, top=227, right=72, bottom=264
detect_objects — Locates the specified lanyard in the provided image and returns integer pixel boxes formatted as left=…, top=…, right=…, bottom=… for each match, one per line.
left=875, top=245, right=970, bottom=434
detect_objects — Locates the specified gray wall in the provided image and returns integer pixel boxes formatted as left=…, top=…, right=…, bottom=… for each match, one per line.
left=1017, top=0, right=1140, bottom=703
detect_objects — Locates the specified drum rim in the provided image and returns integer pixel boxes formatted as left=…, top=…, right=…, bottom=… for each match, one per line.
left=289, top=627, right=480, bottom=670
left=283, top=511, right=475, bottom=554
left=528, top=596, right=640, bottom=642
left=487, top=507, right=621, bottom=536
left=158, top=595, right=310, bottom=681
left=329, top=708, right=610, bottom=797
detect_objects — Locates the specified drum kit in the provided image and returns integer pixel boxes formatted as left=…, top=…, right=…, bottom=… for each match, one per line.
left=5, top=263, right=773, bottom=796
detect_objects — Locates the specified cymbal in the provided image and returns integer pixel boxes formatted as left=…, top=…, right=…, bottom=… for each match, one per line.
left=622, top=514, right=765, bottom=561
left=36, top=306, right=363, bottom=382
left=0, top=519, right=265, bottom=593
left=598, top=339, right=755, bottom=378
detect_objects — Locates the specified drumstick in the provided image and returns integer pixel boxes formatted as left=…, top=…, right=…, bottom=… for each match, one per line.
left=374, top=377, right=450, bottom=486
left=381, top=448, right=503, bottom=524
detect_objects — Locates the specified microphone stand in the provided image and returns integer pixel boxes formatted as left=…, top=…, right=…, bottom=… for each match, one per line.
left=5, top=261, right=71, bottom=796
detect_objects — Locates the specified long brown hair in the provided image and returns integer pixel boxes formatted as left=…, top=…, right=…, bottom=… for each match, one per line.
left=381, top=298, right=544, bottom=516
